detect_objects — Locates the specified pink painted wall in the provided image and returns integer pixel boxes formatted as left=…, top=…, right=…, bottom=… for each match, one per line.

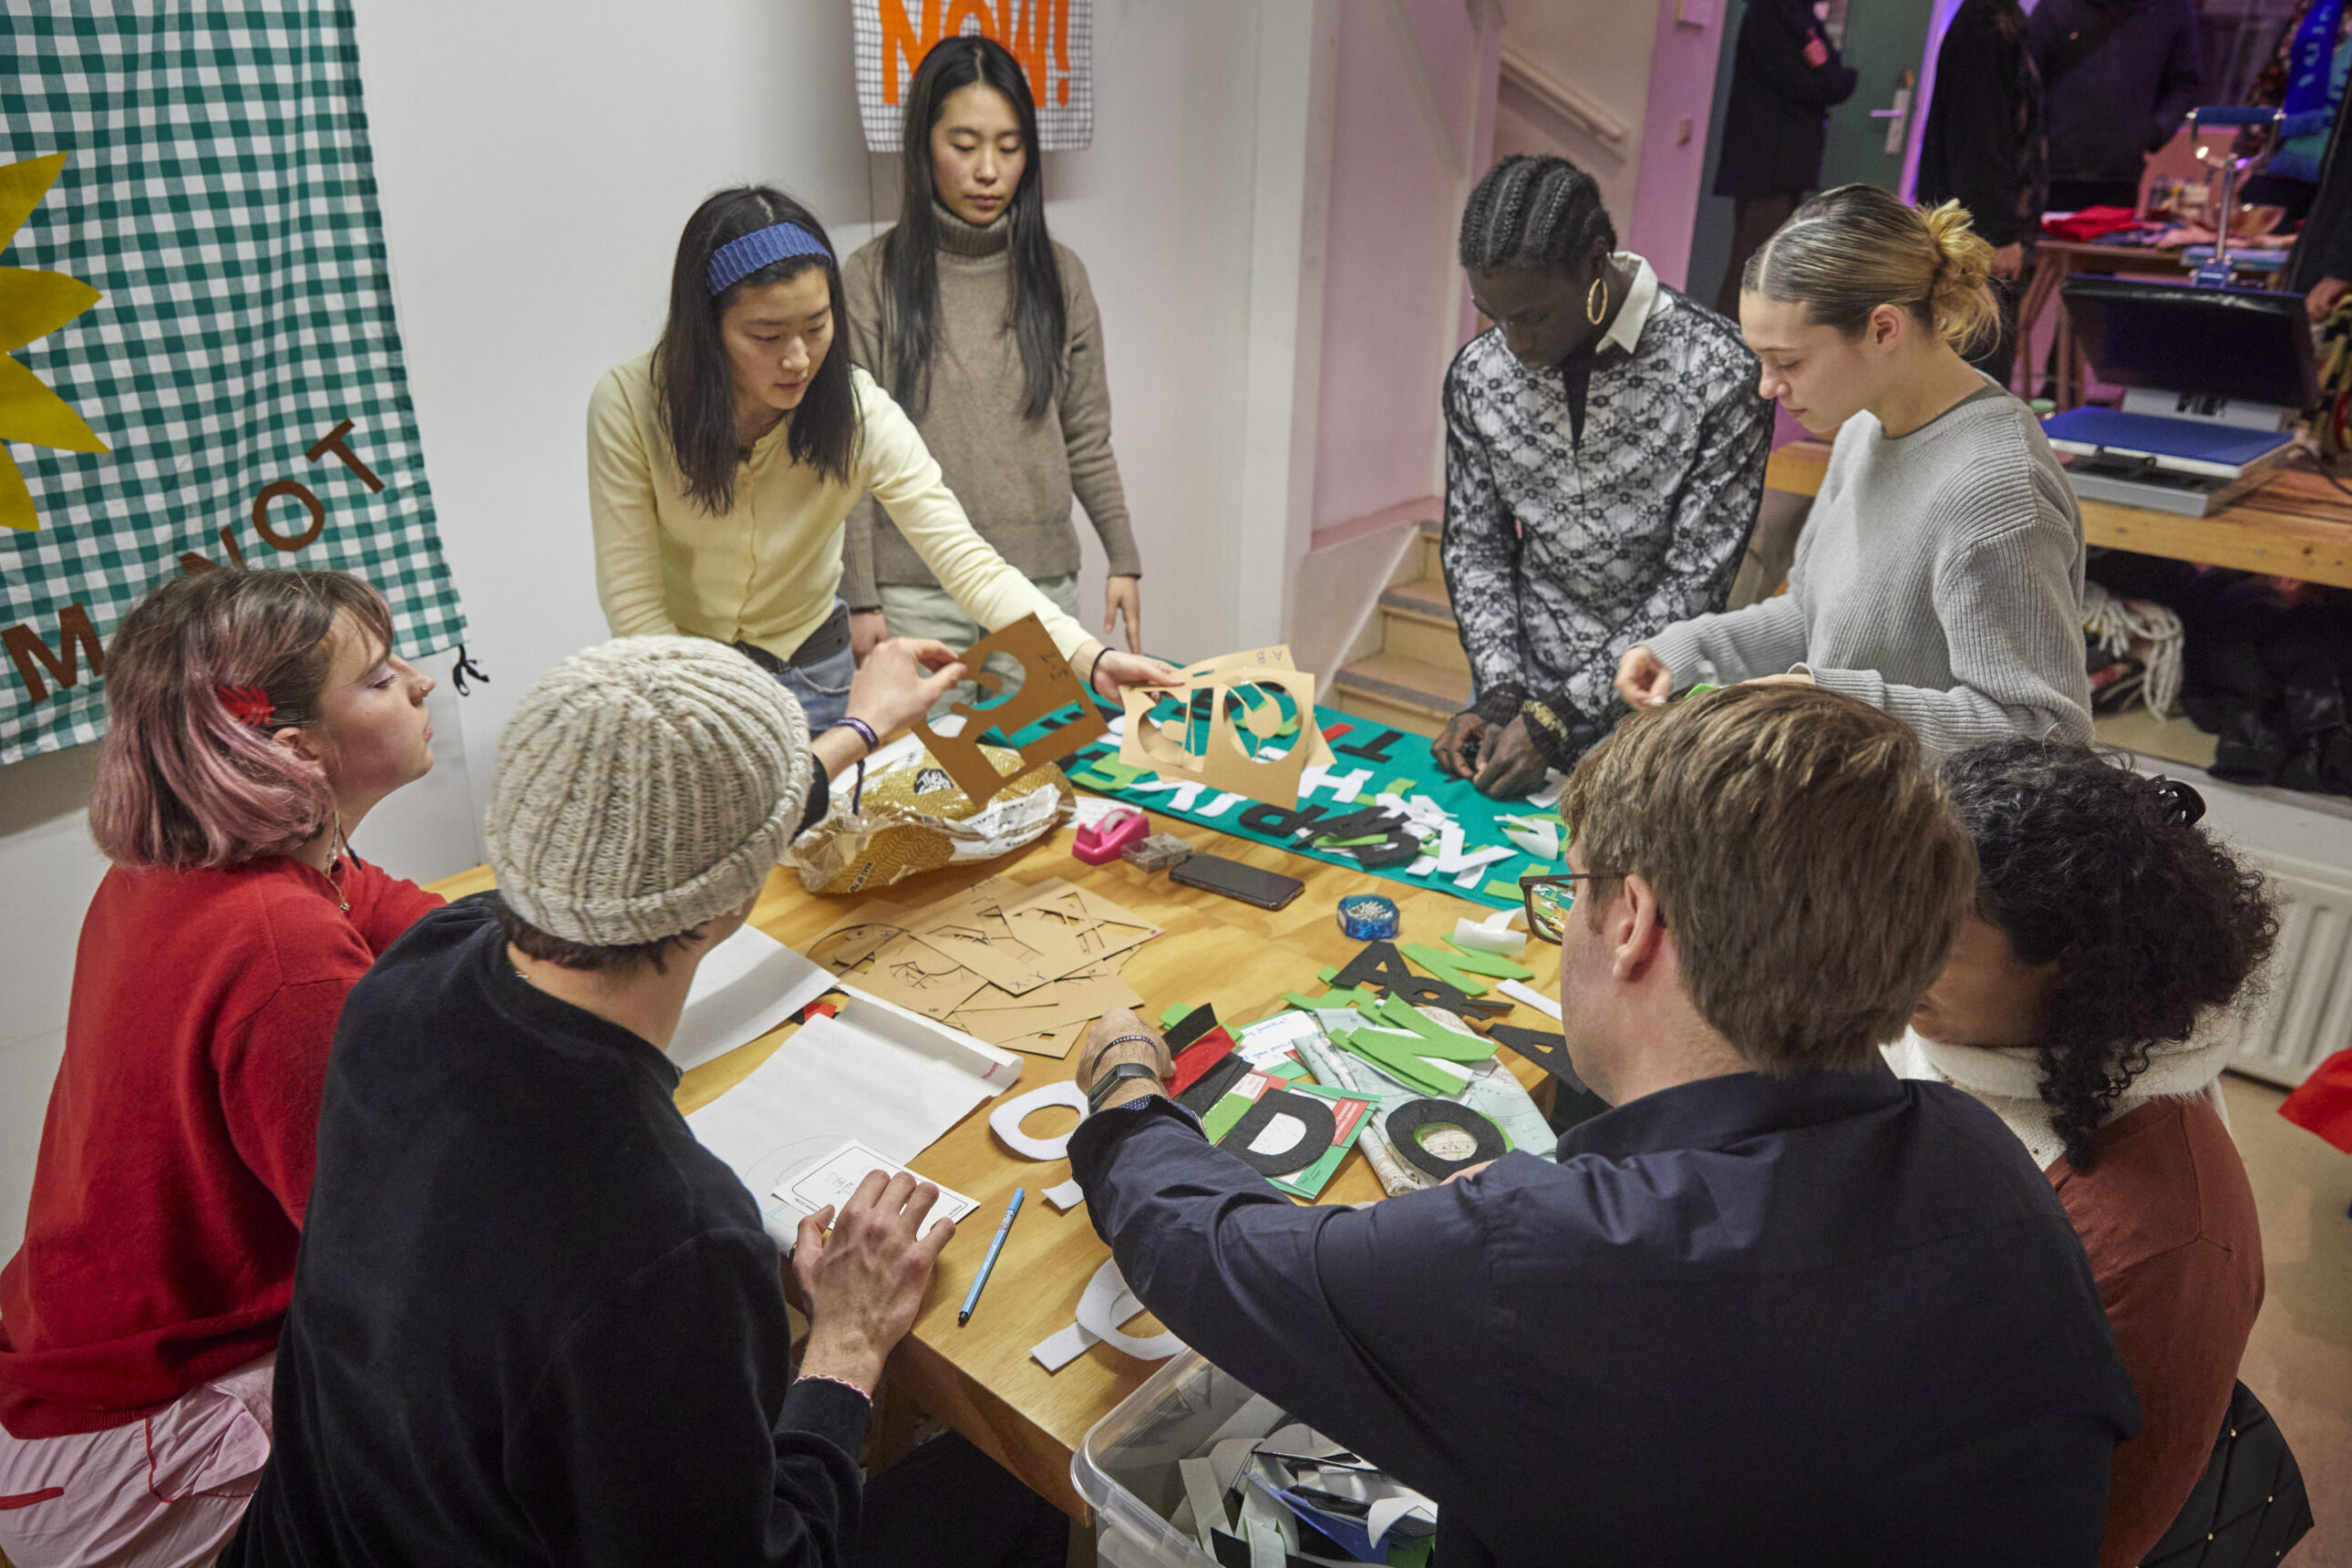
left=1309, top=0, right=1501, bottom=540
left=1625, top=1, right=1731, bottom=294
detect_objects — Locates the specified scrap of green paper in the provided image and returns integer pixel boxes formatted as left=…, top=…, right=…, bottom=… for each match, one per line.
left=1072, top=758, right=1154, bottom=792
left=1284, top=987, right=1380, bottom=1015
left=1428, top=939, right=1535, bottom=981
left=1368, top=1002, right=1494, bottom=1061
left=1339, top=1029, right=1465, bottom=1096
left=1484, top=880, right=1522, bottom=901
left=1159, top=1002, right=1194, bottom=1028
left=1395, top=946, right=1488, bottom=995
left=1201, top=1089, right=1254, bottom=1143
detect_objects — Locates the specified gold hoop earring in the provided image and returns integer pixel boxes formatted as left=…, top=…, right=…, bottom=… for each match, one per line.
left=1586, top=277, right=1608, bottom=325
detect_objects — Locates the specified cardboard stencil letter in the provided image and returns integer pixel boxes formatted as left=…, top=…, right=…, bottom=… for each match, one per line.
left=1119, top=670, right=1322, bottom=810
left=911, top=614, right=1108, bottom=809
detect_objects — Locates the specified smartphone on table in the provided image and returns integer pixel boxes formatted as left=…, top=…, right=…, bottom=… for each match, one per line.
left=1168, top=851, right=1305, bottom=911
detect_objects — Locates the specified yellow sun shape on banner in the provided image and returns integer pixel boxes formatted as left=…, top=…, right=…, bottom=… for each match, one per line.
left=0, top=152, right=107, bottom=531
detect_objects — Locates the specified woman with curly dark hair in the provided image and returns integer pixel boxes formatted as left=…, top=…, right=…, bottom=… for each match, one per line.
left=1893, top=738, right=2277, bottom=1568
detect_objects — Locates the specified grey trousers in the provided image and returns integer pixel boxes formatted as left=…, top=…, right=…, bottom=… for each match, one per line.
left=877, top=573, right=1083, bottom=718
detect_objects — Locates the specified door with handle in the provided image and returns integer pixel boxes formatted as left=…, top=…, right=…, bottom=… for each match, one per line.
left=1686, top=0, right=1943, bottom=304
left=1818, top=1, right=1938, bottom=191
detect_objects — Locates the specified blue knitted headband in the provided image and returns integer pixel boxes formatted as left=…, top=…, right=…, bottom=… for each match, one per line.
left=706, top=222, right=831, bottom=296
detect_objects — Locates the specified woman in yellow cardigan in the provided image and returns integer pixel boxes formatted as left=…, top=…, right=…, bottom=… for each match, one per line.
left=589, top=185, right=1175, bottom=730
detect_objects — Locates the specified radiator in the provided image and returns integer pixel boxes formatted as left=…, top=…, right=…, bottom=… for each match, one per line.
left=2233, top=847, right=2352, bottom=1088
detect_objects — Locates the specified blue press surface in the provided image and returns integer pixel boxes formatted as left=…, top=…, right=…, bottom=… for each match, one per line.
left=2042, top=407, right=2293, bottom=468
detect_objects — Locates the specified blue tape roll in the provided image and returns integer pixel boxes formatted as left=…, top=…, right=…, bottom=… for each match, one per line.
left=1337, top=893, right=1400, bottom=940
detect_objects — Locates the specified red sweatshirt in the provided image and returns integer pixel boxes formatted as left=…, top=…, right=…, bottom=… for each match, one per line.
left=0, top=855, right=440, bottom=1439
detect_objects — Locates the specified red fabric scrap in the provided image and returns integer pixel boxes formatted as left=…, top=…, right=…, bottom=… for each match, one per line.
left=2280, top=1047, right=2352, bottom=1154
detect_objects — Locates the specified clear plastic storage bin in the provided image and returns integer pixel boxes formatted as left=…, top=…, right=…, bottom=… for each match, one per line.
left=1071, top=1351, right=1271, bottom=1568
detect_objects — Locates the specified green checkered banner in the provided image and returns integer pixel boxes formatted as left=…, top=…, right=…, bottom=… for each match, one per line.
left=0, top=1, right=464, bottom=765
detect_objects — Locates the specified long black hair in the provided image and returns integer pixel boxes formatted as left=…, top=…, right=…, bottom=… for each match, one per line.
left=879, top=35, right=1066, bottom=420
left=1942, top=740, right=2278, bottom=1171
left=655, top=186, right=858, bottom=513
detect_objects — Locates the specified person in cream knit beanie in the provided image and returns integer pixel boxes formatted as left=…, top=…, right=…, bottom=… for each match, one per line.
left=487, top=635, right=814, bottom=946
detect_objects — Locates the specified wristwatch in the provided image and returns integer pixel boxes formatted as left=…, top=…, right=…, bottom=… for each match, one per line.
left=1088, top=1061, right=1163, bottom=1113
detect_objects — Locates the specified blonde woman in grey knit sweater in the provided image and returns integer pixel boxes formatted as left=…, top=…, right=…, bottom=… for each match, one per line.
left=843, top=36, right=1141, bottom=706
left=1617, top=186, right=2090, bottom=753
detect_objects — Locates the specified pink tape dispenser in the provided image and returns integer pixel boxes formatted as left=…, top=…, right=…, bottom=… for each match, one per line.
left=1073, top=805, right=1150, bottom=865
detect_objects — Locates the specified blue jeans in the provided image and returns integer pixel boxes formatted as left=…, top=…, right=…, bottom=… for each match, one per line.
left=768, top=638, right=855, bottom=733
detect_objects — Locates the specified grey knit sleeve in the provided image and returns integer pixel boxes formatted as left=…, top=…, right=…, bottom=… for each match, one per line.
left=1642, top=593, right=1813, bottom=689
left=1802, top=508, right=2091, bottom=752
left=1056, top=249, right=1143, bottom=580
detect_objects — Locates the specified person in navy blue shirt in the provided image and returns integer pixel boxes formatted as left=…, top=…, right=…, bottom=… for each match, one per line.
left=1070, top=685, right=2140, bottom=1568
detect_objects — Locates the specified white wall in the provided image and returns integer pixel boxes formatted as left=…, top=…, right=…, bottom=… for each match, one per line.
left=1492, top=0, right=1661, bottom=237
left=0, top=0, right=1325, bottom=1258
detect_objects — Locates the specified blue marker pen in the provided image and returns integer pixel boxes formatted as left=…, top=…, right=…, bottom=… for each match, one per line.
left=958, top=1188, right=1025, bottom=1327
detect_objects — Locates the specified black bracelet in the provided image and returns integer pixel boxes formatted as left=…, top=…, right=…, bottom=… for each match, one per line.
left=1088, top=1061, right=1164, bottom=1113
left=1086, top=645, right=1110, bottom=697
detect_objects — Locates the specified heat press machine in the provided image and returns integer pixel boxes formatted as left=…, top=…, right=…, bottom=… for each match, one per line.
left=2046, top=274, right=2318, bottom=516
left=2042, top=106, right=2323, bottom=517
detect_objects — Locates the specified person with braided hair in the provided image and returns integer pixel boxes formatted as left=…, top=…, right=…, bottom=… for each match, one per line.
left=1893, top=738, right=2276, bottom=1568
left=1434, top=154, right=1771, bottom=797
left=1620, top=185, right=2093, bottom=756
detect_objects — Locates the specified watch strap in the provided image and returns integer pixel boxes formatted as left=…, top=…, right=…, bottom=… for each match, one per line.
left=1088, top=1061, right=1162, bottom=1113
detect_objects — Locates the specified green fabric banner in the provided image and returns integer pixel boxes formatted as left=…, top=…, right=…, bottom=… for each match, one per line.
left=0, top=1, right=464, bottom=765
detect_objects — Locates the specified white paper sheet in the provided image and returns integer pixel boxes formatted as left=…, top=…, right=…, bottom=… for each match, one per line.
left=686, top=996, right=1020, bottom=1247
left=775, top=1139, right=975, bottom=1239
left=669, top=923, right=837, bottom=1072
left=1498, top=979, right=1563, bottom=1021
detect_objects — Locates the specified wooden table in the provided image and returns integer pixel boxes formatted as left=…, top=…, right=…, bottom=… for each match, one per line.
left=429, top=809, right=1558, bottom=1522
left=1765, top=440, right=2352, bottom=591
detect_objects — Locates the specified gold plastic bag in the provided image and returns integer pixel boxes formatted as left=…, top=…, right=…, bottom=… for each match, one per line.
left=788, top=743, right=1073, bottom=896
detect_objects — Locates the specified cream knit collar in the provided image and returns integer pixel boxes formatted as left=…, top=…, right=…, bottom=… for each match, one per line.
left=934, top=202, right=1011, bottom=260
left=1883, top=1016, right=2239, bottom=1171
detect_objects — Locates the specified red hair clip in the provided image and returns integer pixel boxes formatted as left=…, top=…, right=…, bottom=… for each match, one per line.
left=217, top=685, right=275, bottom=728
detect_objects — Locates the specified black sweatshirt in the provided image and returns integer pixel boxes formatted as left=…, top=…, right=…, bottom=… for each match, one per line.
left=223, top=897, right=872, bottom=1568
left=1917, top=0, right=2048, bottom=250
left=2030, top=0, right=2202, bottom=185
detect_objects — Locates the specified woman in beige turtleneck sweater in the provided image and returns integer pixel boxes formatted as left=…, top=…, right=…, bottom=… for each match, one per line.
left=842, top=34, right=1143, bottom=707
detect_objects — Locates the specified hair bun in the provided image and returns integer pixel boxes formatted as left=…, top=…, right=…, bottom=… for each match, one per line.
left=1916, top=199, right=1998, bottom=356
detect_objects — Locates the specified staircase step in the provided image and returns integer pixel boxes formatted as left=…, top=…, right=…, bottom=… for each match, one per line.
left=1331, top=684, right=1449, bottom=739
left=1418, top=522, right=1443, bottom=583
left=1379, top=601, right=1470, bottom=674
left=1330, top=653, right=1469, bottom=741
left=1380, top=575, right=1454, bottom=624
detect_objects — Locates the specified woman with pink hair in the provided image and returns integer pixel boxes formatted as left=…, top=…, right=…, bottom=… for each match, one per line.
left=0, top=568, right=440, bottom=1568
